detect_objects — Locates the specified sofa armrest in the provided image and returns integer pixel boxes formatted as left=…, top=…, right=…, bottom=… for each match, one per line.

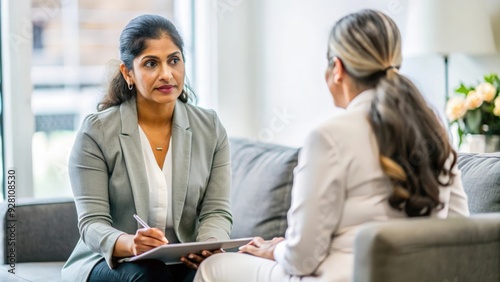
left=353, top=214, right=500, bottom=282
left=0, top=197, right=79, bottom=263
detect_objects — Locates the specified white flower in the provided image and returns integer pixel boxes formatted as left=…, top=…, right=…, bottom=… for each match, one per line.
left=464, top=90, right=483, bottom=110
left=494, top=107, right=500, bottom=117
left=494, top=96, right=500, bottom=108
left=476, top=82, right=497, bottom=102
left=446, top=96, right=467, bottom=121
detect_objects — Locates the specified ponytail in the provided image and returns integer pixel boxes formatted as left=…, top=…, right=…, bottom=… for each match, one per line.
left=368, top=72, right=456, bottom=217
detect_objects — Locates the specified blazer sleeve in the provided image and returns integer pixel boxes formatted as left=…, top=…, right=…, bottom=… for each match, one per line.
left=274, top=128, right=346, bottom=276
left=69, top=114, right=125, bottom=269
left=196, top=112, right=233, bottom=242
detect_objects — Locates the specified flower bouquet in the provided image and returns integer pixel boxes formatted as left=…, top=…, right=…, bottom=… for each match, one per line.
left=446, top=73, right=500, bottom=147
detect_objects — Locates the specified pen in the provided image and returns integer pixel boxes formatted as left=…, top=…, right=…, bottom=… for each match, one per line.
left=133, top=214, right=151, bottom=229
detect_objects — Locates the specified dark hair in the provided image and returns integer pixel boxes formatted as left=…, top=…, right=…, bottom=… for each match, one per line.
left=98, top=14, right=195, bottom=111
left=328, top=10, right=457, bottom=217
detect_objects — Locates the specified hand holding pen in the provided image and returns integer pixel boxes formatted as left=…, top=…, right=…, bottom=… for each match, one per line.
left=130, top=214, right=169, bottom=256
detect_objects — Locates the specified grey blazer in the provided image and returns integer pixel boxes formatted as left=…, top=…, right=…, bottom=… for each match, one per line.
left=61, top=98, right=232, bottom=282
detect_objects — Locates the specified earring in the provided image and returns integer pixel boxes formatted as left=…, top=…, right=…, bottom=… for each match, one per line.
left=128, top=84, right=134, bottom=91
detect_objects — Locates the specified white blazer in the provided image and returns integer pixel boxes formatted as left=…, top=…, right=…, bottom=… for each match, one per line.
left=273, top=89, right=470, bottom=282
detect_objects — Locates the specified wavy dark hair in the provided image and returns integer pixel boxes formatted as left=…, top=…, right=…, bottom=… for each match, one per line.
left=98, top=14, right=196, bottom=111
left=327, top=10, right=457, bottom=217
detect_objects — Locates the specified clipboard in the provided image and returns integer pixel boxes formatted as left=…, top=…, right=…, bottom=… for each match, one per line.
left=118, top=237, right=253, bottom=264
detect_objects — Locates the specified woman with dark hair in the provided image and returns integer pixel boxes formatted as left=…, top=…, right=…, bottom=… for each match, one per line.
left=194, top=9, right=469, bottom=282
left=61, top=14, right=232, bottom=282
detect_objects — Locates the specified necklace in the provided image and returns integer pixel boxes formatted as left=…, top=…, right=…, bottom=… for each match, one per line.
left=139, top=124, right=171, bottom=151
left=152, top=135, right=169, bottom=151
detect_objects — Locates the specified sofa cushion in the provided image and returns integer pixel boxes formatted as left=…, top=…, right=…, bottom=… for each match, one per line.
left=0, top=197, right=79, bottom=264
left=458, top=153, right=500, bottom=214
left=0, top=262, right=65, bottom=282
left=229, top=138, right=299, bottom=240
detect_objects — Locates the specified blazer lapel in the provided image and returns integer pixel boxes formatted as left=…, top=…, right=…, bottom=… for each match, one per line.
left=171, top=102, right=192, bottom=232
left=118, top=97, right=150, bottom=225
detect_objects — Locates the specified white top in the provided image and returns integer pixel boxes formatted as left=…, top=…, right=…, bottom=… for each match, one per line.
left=138, top=126, right=178, bottom=243
left=273, top=89, right=470, bottom=282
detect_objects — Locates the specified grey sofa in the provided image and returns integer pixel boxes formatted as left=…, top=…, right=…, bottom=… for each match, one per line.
left=1, top=139, right=500, bottom=281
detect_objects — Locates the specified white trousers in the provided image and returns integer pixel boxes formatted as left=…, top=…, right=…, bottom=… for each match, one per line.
left=194, top=251, right=352, bottom=282
left=193, top=252, right=299, bottom=282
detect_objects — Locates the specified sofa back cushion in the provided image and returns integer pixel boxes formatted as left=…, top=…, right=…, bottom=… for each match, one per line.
left=0, top=197, right=79, bottom=263
left=229, top=138, right=299, bottom=239
left=458, top=152, right=500, bottom=214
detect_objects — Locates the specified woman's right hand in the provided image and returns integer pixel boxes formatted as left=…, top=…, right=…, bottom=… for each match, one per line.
left=113, top=228, right=168, bottom=257
left=130, top=228, right=169, bottom=255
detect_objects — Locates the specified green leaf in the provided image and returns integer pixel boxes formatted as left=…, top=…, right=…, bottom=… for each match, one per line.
left=485, top=73, right=499, bottom=84
left=455, top=83, right=472, bottom=95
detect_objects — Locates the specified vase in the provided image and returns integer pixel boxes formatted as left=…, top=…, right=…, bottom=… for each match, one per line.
left=464, top=134, right=500, bottom=153
left=486, top=135, right=500, bottom=152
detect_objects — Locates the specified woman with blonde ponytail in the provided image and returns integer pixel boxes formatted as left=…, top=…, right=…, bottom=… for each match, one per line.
left=194, top=9, right=469, bottom=282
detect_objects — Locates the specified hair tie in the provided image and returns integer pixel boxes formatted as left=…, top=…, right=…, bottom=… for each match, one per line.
left=384, top=66, right=399, bottom=73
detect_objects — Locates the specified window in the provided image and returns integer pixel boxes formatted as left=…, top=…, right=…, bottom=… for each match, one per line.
left=31, top=0, right=174, bottom=197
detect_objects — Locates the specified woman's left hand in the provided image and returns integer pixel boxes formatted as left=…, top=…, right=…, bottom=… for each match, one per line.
left=181, top=249, right=224, bottom=270
left=238, top=236, right=285, bottom=260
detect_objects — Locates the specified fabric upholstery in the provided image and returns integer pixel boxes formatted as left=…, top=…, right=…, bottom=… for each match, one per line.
left=0, top=262, right=65, bottom=282
left=353, top=213, right=500, bottom=282
left=0, top=198, right=79, bottom=264
left=229, top=138, right=299, bottom=240
left=458, top=153, right=500, bottom=213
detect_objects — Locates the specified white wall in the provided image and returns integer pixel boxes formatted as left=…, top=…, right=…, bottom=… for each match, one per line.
left=216, top=0, right=259, bottom=138
left=216, top=0, right=500, bottom=148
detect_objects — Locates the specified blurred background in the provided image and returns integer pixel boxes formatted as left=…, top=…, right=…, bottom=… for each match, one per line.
left=2, top=0, right=500, bottom=199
